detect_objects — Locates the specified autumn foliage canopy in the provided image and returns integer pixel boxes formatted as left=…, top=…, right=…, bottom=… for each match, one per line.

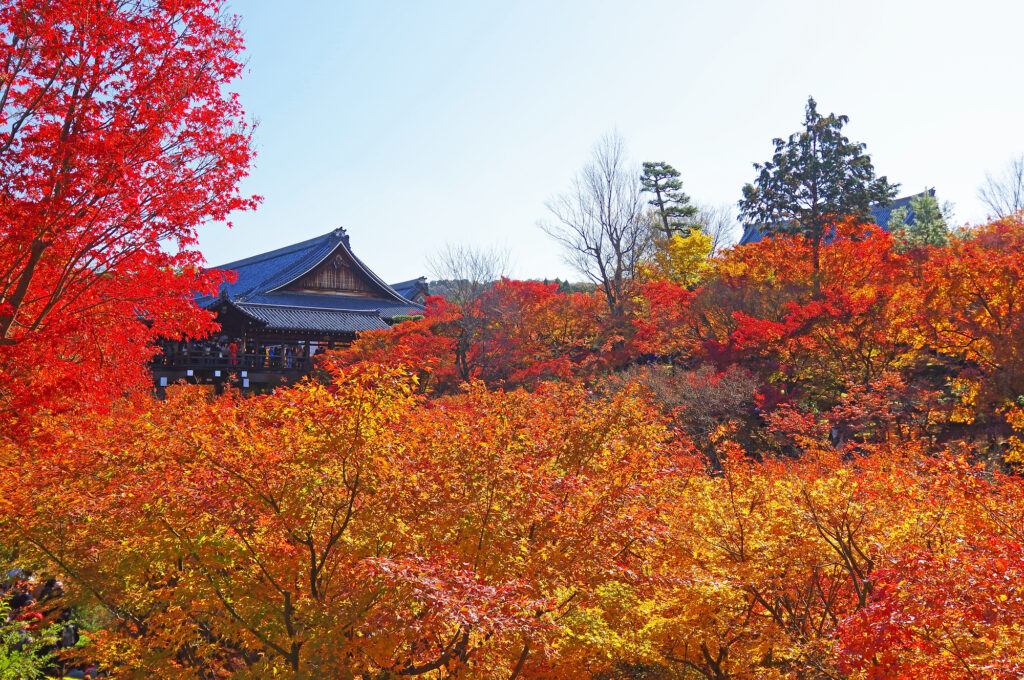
left=6, top=209, right=1023, bottom=677
left=2, top=3, right=1024, bottom=679
left=0, top=0, right=256, bottom=428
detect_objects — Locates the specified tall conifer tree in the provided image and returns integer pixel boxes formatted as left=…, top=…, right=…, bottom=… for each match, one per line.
left=641, top=162, right=699, bottom=236
left=739, top=97, right=897, bottom=291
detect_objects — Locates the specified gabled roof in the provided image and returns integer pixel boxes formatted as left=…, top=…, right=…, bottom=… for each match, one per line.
left=199, top=228, right=425, bottom=335
left=738, top=190, right=933, bottom=246
left=389, top=276, right=428, bottom=301
left=206, top=227, right=411, bottom=303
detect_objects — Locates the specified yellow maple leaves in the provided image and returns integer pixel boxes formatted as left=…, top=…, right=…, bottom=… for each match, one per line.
left=640, top=228, right=714, bottom=286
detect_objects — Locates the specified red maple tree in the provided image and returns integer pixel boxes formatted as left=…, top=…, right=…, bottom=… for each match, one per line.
left=0, top=0, right=257, bottom=429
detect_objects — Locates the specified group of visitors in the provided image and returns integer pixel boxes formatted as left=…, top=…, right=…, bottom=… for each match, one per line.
left=157, top=338, right=324, bottom=370
left=159, top=337, right=243, bottom=367
left=3, top=567, right=97, bottom=678
left=260, top=342, right=318, bottom=369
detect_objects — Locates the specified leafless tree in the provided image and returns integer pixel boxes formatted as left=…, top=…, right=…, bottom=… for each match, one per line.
left=426, top=243, right=511, bottom=305
left=979, top=154, right=1024, bottom=219
left=696, top=203, right=741, bottom=254
left=539, top=132, right=649, bottom=318
left=425, top=243, right=511, bottom=381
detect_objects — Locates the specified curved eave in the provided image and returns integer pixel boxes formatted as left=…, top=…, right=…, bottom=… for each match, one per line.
left=218, top=300, right=391, bottom=334
left=211, top=298, right=268, bottom=325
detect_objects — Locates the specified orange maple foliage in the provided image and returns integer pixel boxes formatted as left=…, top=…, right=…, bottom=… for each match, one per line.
left=837, top=535, right=1024, bottom=680
left=327, top=280, right=613, bottom=393
left=2, top=366, right=687, bottom=678
left=632, top=397, right=1021, bottom=680
left=715, top=223, right=921, bottom=392
left=918, top=216, right=1024, bottom=413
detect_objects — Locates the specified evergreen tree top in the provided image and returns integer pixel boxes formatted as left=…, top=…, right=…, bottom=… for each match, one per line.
left=739, top=96, right=898, bottom=241
left=641, top=161, right=698, bottom=236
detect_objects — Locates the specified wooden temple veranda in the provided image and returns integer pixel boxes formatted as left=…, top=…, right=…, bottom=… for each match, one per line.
left=151, top=228, right=426, bottom=393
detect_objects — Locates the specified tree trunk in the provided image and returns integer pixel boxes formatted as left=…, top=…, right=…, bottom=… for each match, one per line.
left=812, top=234, right=822, bottom=298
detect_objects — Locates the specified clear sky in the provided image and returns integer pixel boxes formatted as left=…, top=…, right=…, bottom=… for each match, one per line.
left=200, top=0, right=1024, bottom=283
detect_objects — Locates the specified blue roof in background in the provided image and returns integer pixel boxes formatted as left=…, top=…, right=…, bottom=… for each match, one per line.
left=197, top=228, right=425, bottom=334
left=738, top=190, right=933, bottom=246
left=389, top=277, right=428, bottom=301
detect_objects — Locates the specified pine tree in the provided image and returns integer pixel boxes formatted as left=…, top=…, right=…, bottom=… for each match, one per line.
left=640, top=161, right=699, bottom=236
left=739, top=96, right=898, bottom=292
left=887, top=190, right=952, bottom=250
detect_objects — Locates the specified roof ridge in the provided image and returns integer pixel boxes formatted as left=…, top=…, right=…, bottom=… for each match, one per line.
left=268, top=232, right=416, bottom=305
left=210, top=230, right=335, bottom=271
left=390, top=276, right=426, bottom=287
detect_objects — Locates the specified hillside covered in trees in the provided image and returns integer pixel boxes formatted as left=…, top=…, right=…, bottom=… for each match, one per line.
left=7, top=214, right=1024, bottom=679
left=3, top=1, right=1024, bottom=679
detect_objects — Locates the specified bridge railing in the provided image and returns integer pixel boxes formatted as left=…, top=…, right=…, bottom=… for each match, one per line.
left=153, top=349, right=314, bottom=373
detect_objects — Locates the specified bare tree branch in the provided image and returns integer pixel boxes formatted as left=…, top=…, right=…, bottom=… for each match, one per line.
left=696, top=203, right=741, bottom=254
left=979, top=154, right=1024, bottom=219
left=427, top=243, right=511, bottom=305
left=539, top=132, right=648, bottom=318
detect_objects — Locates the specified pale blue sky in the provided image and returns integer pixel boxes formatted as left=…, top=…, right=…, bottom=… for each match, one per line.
left=200, top=0, right=1024, bottom=282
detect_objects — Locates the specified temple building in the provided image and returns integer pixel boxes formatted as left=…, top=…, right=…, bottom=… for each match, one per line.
left=152, top=227, right=426, bottom=392
left=389, top=276, right=430, bottom=305
left=738, top=190, right=933, bottom=245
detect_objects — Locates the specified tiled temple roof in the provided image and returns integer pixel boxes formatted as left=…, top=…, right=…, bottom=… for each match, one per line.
left=199, top=228, right=424, bottom=334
